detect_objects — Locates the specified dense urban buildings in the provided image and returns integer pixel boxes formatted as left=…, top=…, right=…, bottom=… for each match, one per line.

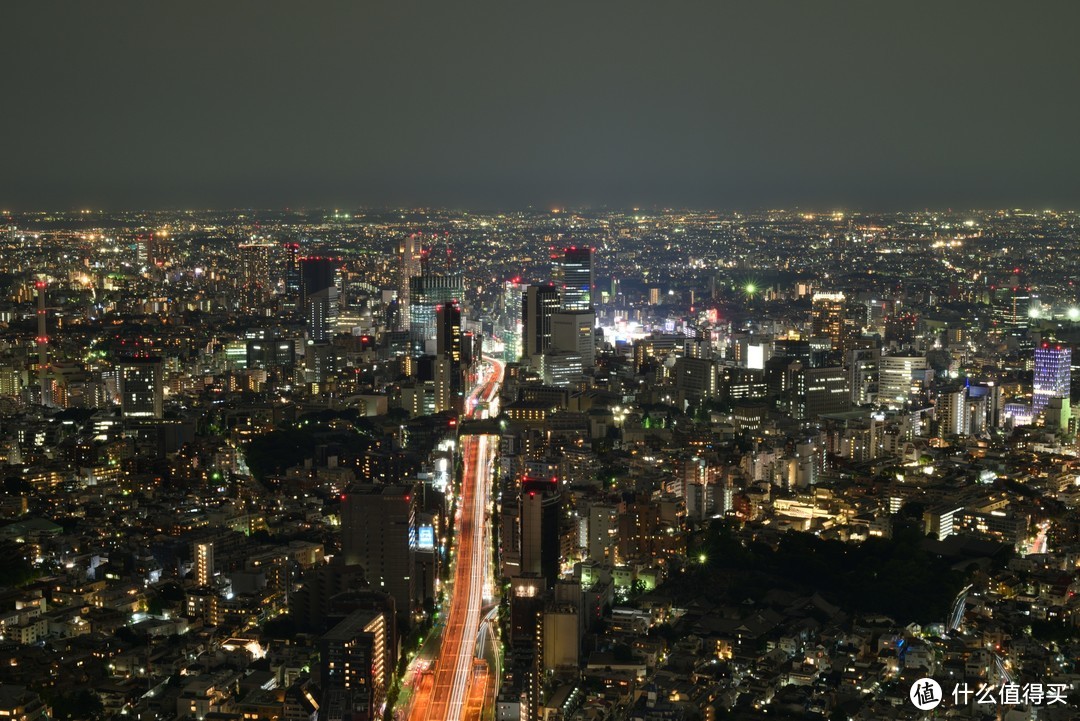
left=0, top=207, right=1076, bottom=721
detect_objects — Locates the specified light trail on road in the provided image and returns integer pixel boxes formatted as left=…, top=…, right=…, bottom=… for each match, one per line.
left=407, top=358, right=502, bottom=721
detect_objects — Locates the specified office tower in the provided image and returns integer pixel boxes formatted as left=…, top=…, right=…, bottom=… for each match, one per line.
left=555, top=246, right=593, bottom=311
left=540, top=350, right=584, bottom=389
left=849, top=348, right=879, bottom=405
left=300, top=256, right=337, bottom=305
left=341, top=485, right=415, bottom=615
left=246, top=338, right=295, bottom=370
left=522, top=283, right=560, bottom=360
left=734, top=336, right=773, bottom=370
left=306, top=286, right=338, bottom=342
left=792, top=366, right=850, bottom=420
left=878, top=354, right=928, bottom=408
left=550, top=310, right=595, bottom=369
left=300, top=257, right=339, bottom=341
left=194, top=541, right=214, bottom=587
left=320, top=608, right=393, bottom=720
left=501, top=278, right=525, bottom=361
left=306, top=342, right=337, bottom=384
left=1033, top=342, right=1071, bottom=415
left=409, top=273, right=463, bottom=355
left=118, top=356, right=164, bottom=418
left=648, top=287, right=661, bottom=306
left=398, top=234, right=423, bottom=331
left=937, top=387, right=970, bottom=437
left=674, top=357, right=718, bottom=400
left=436, top=301, right=462, bottom=364
left=283, top=242, right=301, bottom=297
left=991, top=288, right=1032, bottom=328
left=520, top=480, right=561, bottom=589
left=811, top=292, right=846, bottom=351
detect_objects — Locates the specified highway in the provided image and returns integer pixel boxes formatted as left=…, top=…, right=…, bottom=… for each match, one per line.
left=407, top=357, right=503, bottom=721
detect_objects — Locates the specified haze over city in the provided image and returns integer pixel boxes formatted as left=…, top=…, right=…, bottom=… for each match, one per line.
left=4, top=1, right=1080, bottom=211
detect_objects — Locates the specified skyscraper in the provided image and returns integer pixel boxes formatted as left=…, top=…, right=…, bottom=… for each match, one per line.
left=299, top=256, right=337, bottom=306
left=555, top=247, right=593, bottom=311
left=811, top=292, right=846, bottom=351
left=306, top=287, right=338, bottom=342
left=238, top=241, right=274, bottom=312
left=283, top=242, right=301, bottom=297
left=1033, top=342, right=1071, bottom=415
left=398, top=234, right=423, bottom=331
left=118, top=356, right=164, bottom=419
left=436, top=301, right=462, bottom=365
left=551, top=310, right=596, bottom=369
left=522, top=283, right=560, bottom=360
left=520, top=479, right=561, bottom=589
left=35, top=279, right=49, bottom=406
left=341, top=485, right=415, bottom=616
left=409, top=273, right=463, bottom=355
left=300, top=257, right=339, bottom=342
left=320, top=608, right=393, bottom=720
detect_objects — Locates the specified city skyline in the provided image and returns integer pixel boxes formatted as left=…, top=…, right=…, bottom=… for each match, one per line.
left=2, top=3, right=1079, bottom=720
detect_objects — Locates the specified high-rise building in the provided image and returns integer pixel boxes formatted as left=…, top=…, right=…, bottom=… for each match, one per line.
left=522, top=284, right=560, bottom=360
left=0, top=367, right=22, bottom=397
left=409, top=273, right=463, bottom=355
left=283, top=242, right=301, bottom=297
left=884, top=312, right=919, bottom=347
left=811, top=292, right=846, bottom=351
left=937, top=387, right=970, bottom=437
left=238, top=241, right=274, bottom=312
left=194, top=541, right=214, bottom=587
left=520, top=480, right=561, bottom=589
left=306, top=287, right=339, bottom=342
left=246, top=338, right=295, bottom=370
left=1033, top=342, right=1071, bottom=415
left=35, top=279, right=50, bottom=406
left=118, top=356, right=163, bottom=419
left=878, top=354, right=927, bottom=408
left=436, top=301, right=463, bottom=365
left=587, top=503, right=618, bottom=563
left=674, top=357, right=718, bottom=400
left=398, top=234, right=423, bottom=331
left=319, top=608, right=393, bottom=720
left=300, top=256, right=337, bottom=306
left=555, top=246, right=593, bottom=311
left=793, top=366, right=850, bottom=420
left=300, top=257, right=340, bottom=341
left=550, top=310, right=596, bottom=369
left=540, top=350, right=584, bottom=389
left=849, top=348, right=879, bottom=405
left=341, top=485, right=415, bottom=615
left=433, top=354, right=455, bottom=414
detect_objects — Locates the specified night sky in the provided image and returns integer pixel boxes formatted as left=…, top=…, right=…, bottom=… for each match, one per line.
left=3, top=1, right=1079, bottom=211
